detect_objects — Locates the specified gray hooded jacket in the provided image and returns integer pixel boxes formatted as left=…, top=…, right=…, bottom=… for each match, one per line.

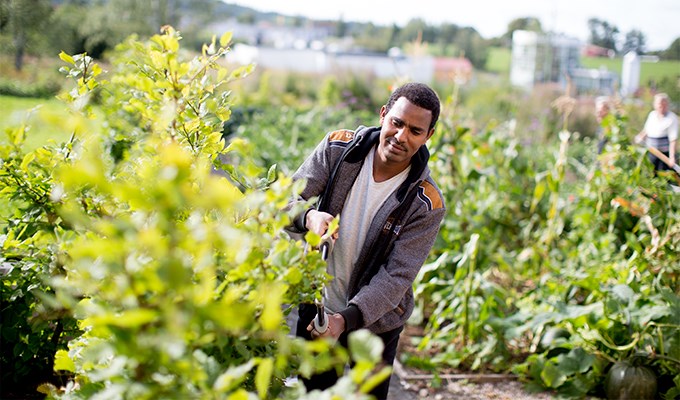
left=289, top=126, right=446, bottom=334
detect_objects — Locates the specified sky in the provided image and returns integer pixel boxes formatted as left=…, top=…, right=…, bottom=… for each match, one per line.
left=224, top=0, right=679, bottom=51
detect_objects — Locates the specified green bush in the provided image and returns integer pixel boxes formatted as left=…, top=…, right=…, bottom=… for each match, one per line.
left=410, top=95, right=680, bottom=398
left=1, top=28, right=386, bottom=399
left=0, top=77, right=62, bottom=98
left=0, top=55, right=64, bottom=98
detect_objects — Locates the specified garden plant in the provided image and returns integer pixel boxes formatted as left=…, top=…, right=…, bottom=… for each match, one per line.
left=1, top=26, right=679, bottom=400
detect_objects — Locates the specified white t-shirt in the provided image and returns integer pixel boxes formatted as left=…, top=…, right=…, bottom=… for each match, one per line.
left=644, top=110, right=678, bottom=141
left=324, top=146, right=410, bottom=313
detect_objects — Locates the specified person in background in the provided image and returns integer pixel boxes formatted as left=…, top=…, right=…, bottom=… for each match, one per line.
left=287, top=83, right=446, bottom=400
left=595, top=96, right=612, bottom=154
left=635, top=93, right=678, bottom=171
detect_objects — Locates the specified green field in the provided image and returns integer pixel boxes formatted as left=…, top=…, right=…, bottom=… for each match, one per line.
left=580, top=56, right=680, bottom=84
left=485, top=47, right=512, bottom=74
left=1, top=95, right=81, bottom=150
left=484, top=47, right=680, bottom=84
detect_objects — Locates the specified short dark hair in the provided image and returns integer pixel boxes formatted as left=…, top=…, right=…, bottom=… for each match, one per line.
left=385, top=82, right=441, bottom=132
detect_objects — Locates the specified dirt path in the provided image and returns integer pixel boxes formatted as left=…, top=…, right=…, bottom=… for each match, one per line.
left=387, top=361, right=558, bottom=400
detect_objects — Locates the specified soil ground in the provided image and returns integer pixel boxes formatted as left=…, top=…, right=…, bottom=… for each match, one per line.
left=387, top=326, right=603, bottom=400
left=387, top=360, right=558, bottom=400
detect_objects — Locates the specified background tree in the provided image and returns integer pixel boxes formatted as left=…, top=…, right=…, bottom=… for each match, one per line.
left=502, top=17, right=543, bottom=46
left=435, top=23, right=461, bottom=56
left=334, top=16, right=347, bottom=38
left=621, top=29, right=646, bottom=55
left=398, top=18, right=436, bottom=45
left=0, top=0, right=52, bottom=71
left=588, top=17, right=619, bottom=52
left=452, top=27, right=488, bottom=69
left=660, top=37, right=680, bottom=60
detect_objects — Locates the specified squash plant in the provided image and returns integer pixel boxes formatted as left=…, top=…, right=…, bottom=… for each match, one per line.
left=410, top=93, right=680, bottom=398
left=1, top=27, right=386, bottom=399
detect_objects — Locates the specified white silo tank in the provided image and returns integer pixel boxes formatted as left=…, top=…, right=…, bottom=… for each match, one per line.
left=621, top=51, right=640, bottom=97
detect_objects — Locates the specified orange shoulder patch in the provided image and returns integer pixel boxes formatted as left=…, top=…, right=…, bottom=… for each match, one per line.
left=417, top=180, right=444, bottom=211
left=328, top=129, right=355, bottom=143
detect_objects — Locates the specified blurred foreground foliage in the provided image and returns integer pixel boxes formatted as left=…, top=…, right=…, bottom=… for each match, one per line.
left=1, top=28, right=386, bottom=399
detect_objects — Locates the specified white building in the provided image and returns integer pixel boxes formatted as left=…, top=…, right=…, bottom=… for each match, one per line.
left=227, top=44, right=435, bottom=82
left=570, top=67, right=618, bottom=95
left=620, top=51, right=641, bottom=97
left=510, top=30, right=581, bottom=90
left=510, top=30, right=619, bottom=95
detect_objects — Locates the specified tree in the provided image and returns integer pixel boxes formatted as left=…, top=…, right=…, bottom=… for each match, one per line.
left=660, top=36, right=680, bottom=60
left=0, top=0, right=52, bottom=71
left=587, top=18, right=619, bottom=53
left=621, top=29, right=646, bottom=55
left=398, top=18, right=435, bottom=45
left=436, top=23, right=461, bottom=56
left=502, top=17, right=542, bottom=46
left=334, top=16, right=347, bottom=38
left=452, top=27, right=488, bottom=69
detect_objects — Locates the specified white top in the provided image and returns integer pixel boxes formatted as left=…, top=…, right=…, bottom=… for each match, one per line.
left=324, top=146, right=410, bottom=313
left=644, top=110, right=678, bottom=141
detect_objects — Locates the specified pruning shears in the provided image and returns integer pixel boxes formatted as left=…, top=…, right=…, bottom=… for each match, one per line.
left=312, top=236, right=334, bottom=334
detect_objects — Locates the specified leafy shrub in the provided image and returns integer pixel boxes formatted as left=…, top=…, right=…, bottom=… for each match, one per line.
left=1, top=122, right=81, bottom=394
left=0, top=55, right=64, bottom=98
left=1, top=28, right=385, bottom=399
left=410, top=94, right=680, bottom=398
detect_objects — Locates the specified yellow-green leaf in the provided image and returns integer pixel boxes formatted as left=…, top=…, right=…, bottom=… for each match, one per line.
left=20, top=152, right=35, bottom=170
left=531, top=180, right=546, bottom=213
left=255, top=358, right=273, bottom=399
left=220, top=32, right=233, bottom=48
left=359, top=366, right=392, bottom=394
left=54, top=350, right=75, bottom=372
left=59, top=51, right=75, bottom=65
left=104, top=309, right=158, bottom=328
left=260, top=285, right=283, bottom=331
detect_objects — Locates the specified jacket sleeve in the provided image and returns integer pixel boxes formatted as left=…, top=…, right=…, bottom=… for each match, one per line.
left=349, top=200, right=446, bottom=329
left=285, top=133, right=335, bottom=235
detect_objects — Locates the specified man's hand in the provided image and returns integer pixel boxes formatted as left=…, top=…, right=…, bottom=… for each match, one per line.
left=307, top=313, right=345, bottom=341
left=305, top=209, right=335, bottom=237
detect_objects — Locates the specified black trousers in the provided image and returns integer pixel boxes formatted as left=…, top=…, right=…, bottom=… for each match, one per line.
left=296, top=304, right=403, bottom=400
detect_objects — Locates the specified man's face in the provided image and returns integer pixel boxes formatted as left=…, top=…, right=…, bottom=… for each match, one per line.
left=654, top=98, right=669, bottom=115
left=377, top=97, right=434, bottom=168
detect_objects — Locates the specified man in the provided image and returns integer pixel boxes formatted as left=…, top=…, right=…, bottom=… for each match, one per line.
left=635, top=93, right=678, bottom=171
left=287, top=82, right=446, bottom=399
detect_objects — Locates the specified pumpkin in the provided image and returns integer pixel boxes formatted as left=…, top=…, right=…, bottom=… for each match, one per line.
left=605, top=359, right=657, bottom=400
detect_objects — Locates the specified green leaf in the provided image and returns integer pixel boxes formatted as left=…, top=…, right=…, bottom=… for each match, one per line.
left=213, top=360, right=255, bottom=392
left=255, top=358, right=273, bottom=399
left=267, top=164, right=278, bottom=184
left=59, top=51, right=75, bottom=65
left=20, top=152, right=35, bottom=170
left=349, top=330, right=383, bottom=364
left=259, top=285, right=283, bottom=331
left=285, top=266, right=303, bottom=284
left=540, top=361, right=567, bottom=388
left=93, top=309, right=158, bottom=328
left=610, top=284, right=635, bottom=304
left=359, top=366, right=392, bottom=394
left=531, top=180, right=546, bottom=212
left=220, top=32, right=233, bottom=48
left=53, top=350, right=75, bottom=372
